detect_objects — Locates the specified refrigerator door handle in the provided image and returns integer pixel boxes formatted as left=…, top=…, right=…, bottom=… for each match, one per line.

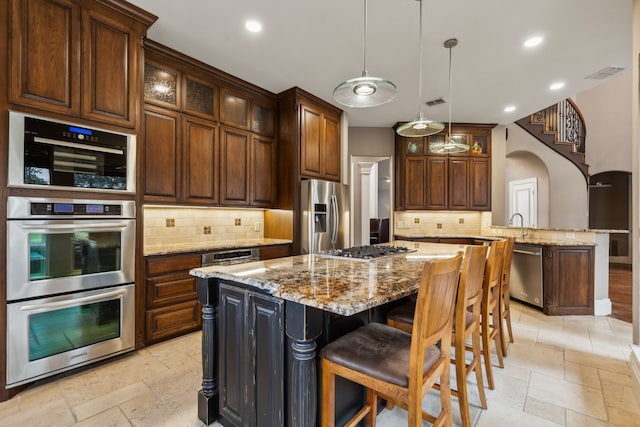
left=330, top=194, right=339, bottom=245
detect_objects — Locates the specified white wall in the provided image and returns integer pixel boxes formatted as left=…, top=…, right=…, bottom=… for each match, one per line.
left=504, top=151, right=551, bottom=227
left=575, top=71, right=633, bottom=175
left=496, top=124, right=589, bottom=229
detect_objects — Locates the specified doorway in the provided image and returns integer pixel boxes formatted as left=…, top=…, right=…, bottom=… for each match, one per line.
left=350, top=156, right=392, bottom=246
left=508, top=178, right=538, bottom=227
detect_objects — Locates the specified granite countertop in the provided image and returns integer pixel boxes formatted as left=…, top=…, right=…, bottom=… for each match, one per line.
left=190, top=241, right=465, bottom=316
left=488, top=226, right=627, bottom=233
left=394, top=233, right=596, bottom=246
left=144, top=238, right=292, bottom=256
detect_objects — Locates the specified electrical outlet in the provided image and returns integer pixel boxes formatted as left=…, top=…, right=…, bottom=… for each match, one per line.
left=565, top=232, right=575, bottom=239
left=165, top=218, right=175, bottom=227
left=203, top=226, right=211, bottom=235
left=254, top=222, right=261, bottom=232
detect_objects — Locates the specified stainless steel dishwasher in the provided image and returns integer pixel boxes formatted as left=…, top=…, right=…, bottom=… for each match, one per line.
left=510, top=244, right=544, bottom=308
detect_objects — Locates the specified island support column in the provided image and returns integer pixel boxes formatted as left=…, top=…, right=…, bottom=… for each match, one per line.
left=197, top=277, right=219, bottom=425
left=285, top=301, right=323, bottom=427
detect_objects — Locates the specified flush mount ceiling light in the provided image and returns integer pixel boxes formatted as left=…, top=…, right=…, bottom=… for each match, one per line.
left=245, top=19, right=262, bottom=33
left=550, top=81, right=565, bottom=90
left=396, top=0, right=444, bottom=137
left=429, top=38, right=469, bottom=154
left=333, top=0, right=397, bottom=108
left=524, top=36, right=543, bottom=48
left=504, top=105, right=516, bottom=113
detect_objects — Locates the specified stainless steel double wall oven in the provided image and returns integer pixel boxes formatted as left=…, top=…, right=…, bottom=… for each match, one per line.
left=6, top=112, right=137, bottom=387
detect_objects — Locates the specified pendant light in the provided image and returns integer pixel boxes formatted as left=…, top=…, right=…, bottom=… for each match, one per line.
left=333, top=0, right=397, bottom=108
left=429, top=38, right=470, bottom=153
left=396, top=0, right=444, bottom=137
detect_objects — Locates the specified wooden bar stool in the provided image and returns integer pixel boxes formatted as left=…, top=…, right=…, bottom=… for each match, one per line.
left=480, top=240, right=505, bottom=390
left=320, top=254, right=463, bottom=427
left=499, top=237, right=515, bottom=356
left=386, top=246, right=489, bottom=427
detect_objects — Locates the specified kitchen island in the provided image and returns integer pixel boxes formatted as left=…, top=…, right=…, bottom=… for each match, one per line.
left=190, top=241, right=465, bottom=426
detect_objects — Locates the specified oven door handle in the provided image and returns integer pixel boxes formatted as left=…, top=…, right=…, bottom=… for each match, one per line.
left=20, top=222, right=130, bottom=230
left=20, top=288, right=127, bottom=312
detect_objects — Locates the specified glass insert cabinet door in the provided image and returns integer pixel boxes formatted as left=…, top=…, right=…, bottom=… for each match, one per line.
left=29, top=231, right=121, bottom=281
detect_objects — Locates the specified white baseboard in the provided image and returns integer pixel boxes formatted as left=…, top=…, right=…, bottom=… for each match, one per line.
left=594, top=298, right=612, bottom=316
left=631, top=346, right=640, bottom=404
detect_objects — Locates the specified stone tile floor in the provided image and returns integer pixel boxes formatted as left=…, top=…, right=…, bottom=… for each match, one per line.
left=0, top=301, right=638, bottom=426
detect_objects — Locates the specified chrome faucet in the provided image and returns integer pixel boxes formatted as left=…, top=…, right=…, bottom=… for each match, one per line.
left=508, top=212, right=528, bottom=239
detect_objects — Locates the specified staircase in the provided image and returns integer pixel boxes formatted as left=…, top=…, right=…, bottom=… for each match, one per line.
left=515, top=99, right=589, bottom=183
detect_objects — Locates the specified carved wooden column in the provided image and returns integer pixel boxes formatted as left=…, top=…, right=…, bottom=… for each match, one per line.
left=285, top=301, right=323, bottom=426
left=197, top=277, right=219, bottom=425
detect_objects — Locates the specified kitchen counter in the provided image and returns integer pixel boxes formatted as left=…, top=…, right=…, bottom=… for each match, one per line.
left=190, top=241, right=464, bottom=316
left=143, top=238, right=292, bottom=256
left=191, top=241, right=465, bottom=425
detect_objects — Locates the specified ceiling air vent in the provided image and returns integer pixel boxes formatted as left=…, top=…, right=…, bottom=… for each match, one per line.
left=585, top=66, right=625, bottom=80
left=425, top=97, right=445, bottom=107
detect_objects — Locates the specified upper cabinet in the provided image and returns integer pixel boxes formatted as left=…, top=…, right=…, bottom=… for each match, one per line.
left=10, top=0, right=156, bottom=128
left=142, top=41, right=277, bottom=208
left=394, top=124, right=494, bottom=211
left=278, top=89, right=342, bottom=184
left=220, top=87, right=275, bottom=137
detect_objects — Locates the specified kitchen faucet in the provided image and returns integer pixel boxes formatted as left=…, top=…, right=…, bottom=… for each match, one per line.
left=508, top=212, right=528, bottom=239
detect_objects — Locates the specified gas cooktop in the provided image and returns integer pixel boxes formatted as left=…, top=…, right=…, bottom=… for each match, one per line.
left=319, top=245, right=415, bottom=261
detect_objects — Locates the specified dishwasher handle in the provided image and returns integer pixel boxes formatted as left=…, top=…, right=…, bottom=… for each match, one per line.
left=514, top=248, right=542, bottom=256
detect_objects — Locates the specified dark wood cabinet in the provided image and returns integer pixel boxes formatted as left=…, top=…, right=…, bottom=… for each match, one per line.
left=220, top=127, right=250, bottom=205
left=143, top=106, right=180, bottom=202
left=143, top=42, right=277, bottom=207
left=182, top=115, right=219, bottom=204
left=299, top=97, right=341, bottom=182
left=543, top=245, right=594, bottom=315
left=394, top=123, right=494, bottom=211
left=218, top=282, right=284, bottom=427
left=251, top=135, right=276, bottom=207
left=259, top=244, right=292, bottom=260
left=10, top=0, right=153, bottom=127
left=145, top=253, right=202, bottom=343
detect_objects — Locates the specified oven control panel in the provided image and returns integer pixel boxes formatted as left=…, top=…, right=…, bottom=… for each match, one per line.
left=30, top=202, right=123, bottom=216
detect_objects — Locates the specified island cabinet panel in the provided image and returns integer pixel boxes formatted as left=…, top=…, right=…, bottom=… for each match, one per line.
left=145, top=254, right=202, bottom=343
left=182, top=115, right=219, bottom=205
left=543, top=246, right=594, bottom=315
left=259, top=244, right=292, bottom=260
left=10, top=0, right=151, bottom=127
left=218, top=283, right=284, bottom=427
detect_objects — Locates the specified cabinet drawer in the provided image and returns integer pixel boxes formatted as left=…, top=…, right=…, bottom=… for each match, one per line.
left=259, top=245, right=291, bottom=260
left=146, top=254, right=201, bottom=277
left=146, top=274, right=197, bottom=307
left=145, top=300, right=201, bottom=342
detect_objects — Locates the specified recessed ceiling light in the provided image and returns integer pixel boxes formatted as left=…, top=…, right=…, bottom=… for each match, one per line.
left=549, top=81, right=565, bottom=90
left=524, top=36, right=543, bottom=48
left=504, top=105, right=516, bottom=113
left=245, top=20, right=262, bottom=33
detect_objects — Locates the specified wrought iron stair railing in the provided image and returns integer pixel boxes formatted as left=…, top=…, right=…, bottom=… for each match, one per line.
left=515, top=98, right=588, bottom=182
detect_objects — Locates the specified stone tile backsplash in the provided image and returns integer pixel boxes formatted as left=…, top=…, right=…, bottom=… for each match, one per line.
left=144, top=206, right=264, bottom=249
left=394, top=211, right=491, bottom=236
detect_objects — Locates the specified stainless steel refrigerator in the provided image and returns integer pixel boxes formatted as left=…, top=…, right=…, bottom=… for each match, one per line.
left=300, top=179, right=350, bottom=254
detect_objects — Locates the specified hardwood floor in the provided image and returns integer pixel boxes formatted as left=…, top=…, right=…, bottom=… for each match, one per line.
left=609, top=263, right=632, bottom=323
